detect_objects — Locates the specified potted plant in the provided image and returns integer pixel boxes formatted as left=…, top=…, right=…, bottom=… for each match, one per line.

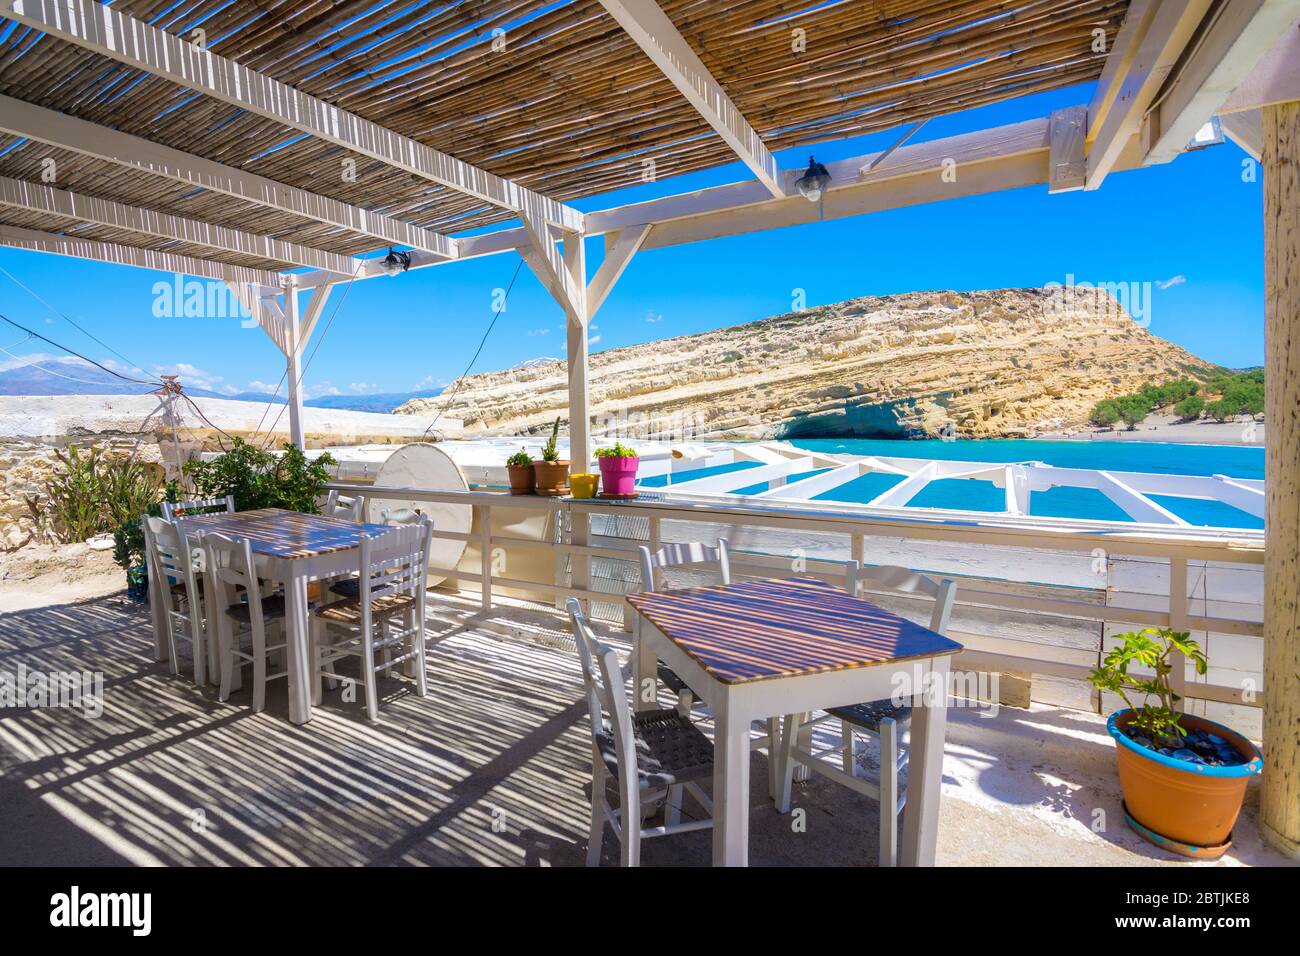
left=505, top=448, right=535, bottom=495
left=113, top=517, right=150, bottom=602
left=532, top=418, right=569, bottom=496
left=595, top=442, right=639, bottom=497
left=1089, top=627, right=1262, bottom=858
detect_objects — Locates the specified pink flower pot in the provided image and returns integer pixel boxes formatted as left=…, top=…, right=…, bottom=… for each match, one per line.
left=598, top=455, right=638, bottom=496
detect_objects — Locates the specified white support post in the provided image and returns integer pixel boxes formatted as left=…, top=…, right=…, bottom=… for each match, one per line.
left=562, top=232, right=592, bottom=607
left=285, top=288, right=306, bottom=451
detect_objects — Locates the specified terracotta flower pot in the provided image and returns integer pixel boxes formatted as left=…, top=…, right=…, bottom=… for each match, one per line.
left=597, top=455, right=638, bottom=496
left=1109, top=710, right=1261, bottom=857
left=506, top=463, right=535, bottom=495
left=532, top=459, right=570, bottom=497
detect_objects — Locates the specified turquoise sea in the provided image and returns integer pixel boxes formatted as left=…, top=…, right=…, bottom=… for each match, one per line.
left=641, top=439, right=1265, bottom=530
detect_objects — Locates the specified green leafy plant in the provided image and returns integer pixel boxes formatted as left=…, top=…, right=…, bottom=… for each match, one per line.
left=112, top=481, right=179, bottom=571
left=1088, top=627, right=1208, bottom=746
left=1174, top=394, right=1205, bottom=421
left=595, top=442, right=638, bottom=459
left=41, top=444, right=164, bottom=543
left=184, top=439, right=335, bottom=513
left=506, top=448, right=533, bottom=467
left=541, top=417, right=561, bottom=462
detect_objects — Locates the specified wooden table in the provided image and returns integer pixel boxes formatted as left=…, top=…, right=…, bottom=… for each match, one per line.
left=174, top=508, right=390, bottom=724
left=626, top=576, right=963, bottom=867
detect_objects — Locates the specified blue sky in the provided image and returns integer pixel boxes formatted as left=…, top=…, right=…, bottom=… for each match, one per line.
left=0, top=81, right=1265, bottom=399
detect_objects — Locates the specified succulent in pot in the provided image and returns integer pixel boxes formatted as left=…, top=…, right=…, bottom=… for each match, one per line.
left=532, top=418, right=569, bottom=497
left=1089, top=627, right=1261, bottom=858
left=595, top=442, right=639, bottom=497
left=505, top=448, right=535, bottom=495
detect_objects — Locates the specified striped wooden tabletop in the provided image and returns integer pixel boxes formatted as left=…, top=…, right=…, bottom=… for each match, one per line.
left=626, top=577, right=963, bottom=685
left=174, top=508, right=390, bottom=559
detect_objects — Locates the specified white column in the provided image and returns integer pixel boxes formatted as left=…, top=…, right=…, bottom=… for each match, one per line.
left=285, top=287, right=306, bottom=450
left=562, top=231, right=591, bottom=470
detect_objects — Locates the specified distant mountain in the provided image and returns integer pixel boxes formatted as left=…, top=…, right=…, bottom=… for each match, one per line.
left=0, top=356, right=227, bottom=399
left=0, top=357, right=443, bottom=413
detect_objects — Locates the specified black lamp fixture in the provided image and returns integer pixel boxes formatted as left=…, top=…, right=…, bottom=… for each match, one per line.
left=382, top=247, right=412, bottom=276
left=794, top=155, right=831, bottom=203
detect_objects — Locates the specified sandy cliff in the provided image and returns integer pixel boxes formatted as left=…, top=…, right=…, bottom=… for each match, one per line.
left=396, top=288, right=1215, bottom=441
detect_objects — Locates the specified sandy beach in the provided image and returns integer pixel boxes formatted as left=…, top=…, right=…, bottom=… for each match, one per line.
left=1040, top=412, right=1265, bottom=447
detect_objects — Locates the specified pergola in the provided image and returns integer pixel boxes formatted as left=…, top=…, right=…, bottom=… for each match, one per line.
left=0, top=0, right=1297, bottom=856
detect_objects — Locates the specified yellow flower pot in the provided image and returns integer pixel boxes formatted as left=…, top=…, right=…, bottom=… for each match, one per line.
left=570, top=473, right=599, bottom=499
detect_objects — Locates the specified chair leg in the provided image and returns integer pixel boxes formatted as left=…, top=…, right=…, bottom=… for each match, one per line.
left=164, top=609, right=180, bottom=676
left=361, top=622, right=379, bottom=721
left=311, top=617, right=324, bottom=707
left=587, top=766, right=606, bottom=867
left=766, top=717, right=781, bottom=800
left=776, top=712, right=804, bottom=813
left=621, top=811, right=641, bottom=867
left=667, top=784, right=683, bottom=827
left=879, top=718, right=899, bottom=868
left=218, top=620, right=235, bottom=702
left=251, top=620, right=267, bottom=714
left=188, top=602, right=206, bottom=688
left=411, top=612, right=429, bottom=698
left=794, top=715, right=813, bottom=782
left=841, top=720, right=856, bottom=777
left=675, top=688, right=693, bottom=717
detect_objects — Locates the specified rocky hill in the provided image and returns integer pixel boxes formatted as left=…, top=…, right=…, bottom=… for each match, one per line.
left=395, top=288, right=1216, bottom=440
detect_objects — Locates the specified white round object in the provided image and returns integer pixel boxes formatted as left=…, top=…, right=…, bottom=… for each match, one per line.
left=367, top=443, right=471, bottom=587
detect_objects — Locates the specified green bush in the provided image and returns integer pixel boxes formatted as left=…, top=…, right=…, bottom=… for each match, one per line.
left=40, top=444, right=163, bottom=543
left=183, top=439, right=335, bottom=513
left=1089, top=400, right=1120, bottom=428
left=1173, top=394, right=1205, bottom=421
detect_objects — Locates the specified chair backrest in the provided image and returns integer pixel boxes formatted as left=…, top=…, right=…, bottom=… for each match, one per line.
left=202, top=532, right=273, bottom=633
left=380, top=507, right=422, bottom=525
left=323, top=489, right=364, bottom=522
left=145, top=515, right=200, bottom=598
left=566, top=598, right=635, bottom=778
left=353, top=517, right=433, bottom=628
left=637, top=538, right=730, bottom=591
left=162, top=495, right=235, bottom=520
left=844, top=560, right=957, bottom=635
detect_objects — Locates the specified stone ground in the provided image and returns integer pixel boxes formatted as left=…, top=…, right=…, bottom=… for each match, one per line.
left=0, top=586, right=1292, bottom=867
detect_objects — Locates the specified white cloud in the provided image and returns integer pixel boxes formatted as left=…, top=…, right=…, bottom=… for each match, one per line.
left=527, top=328, right=550, bottom=336
left=305, top=381, right=343, bottom=399
left=588, top=335, right=602, bottom=347
left=244, top=380, right=279, bottom=395
left=1156, top=275, right=1186, bottom=290
left=644, top=310, right=663, bottom=323
left=348, top=382, right=380, bottom=394
left=151, top=362, right=237, bottom=394
left=413, top=374, right=447, bottom=390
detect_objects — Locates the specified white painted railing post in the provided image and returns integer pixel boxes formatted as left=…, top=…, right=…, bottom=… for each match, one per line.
left=480, top=504, right=492, bottom=611
left=1168, top=555, right=1189, bottom=710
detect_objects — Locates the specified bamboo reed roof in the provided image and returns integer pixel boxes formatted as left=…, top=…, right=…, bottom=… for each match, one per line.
left=0, top=0, right=1129, bottom=272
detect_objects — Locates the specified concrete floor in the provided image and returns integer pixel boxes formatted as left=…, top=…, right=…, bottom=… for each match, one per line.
left=0, top=589, right=1291, bottom=867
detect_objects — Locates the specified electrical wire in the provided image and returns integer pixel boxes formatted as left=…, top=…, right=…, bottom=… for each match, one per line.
left=0, top=312, right=162, bottom=387
left=0, top=262, right=149, bottom=374
left=258, top=261, right=365, bottom=447
left=421, top=258, right=525, bottom=438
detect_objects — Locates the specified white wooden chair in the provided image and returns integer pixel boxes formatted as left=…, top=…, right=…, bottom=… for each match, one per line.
left=776, top=561, right=957, bottom=866
left=568, top=598, right=714, bottom=866
left=144, top=516, right=207, bottom=686
left=161, top=494, right=234, bottom=519
left=327, top=507, right=430, bottom=600
left=203, top=532, right=289, bottom=713
left=323, top=489, right=364, bottom=521
left=637, top=539, right=782, bottom=797
left=311, top=519, right=432, bottom=720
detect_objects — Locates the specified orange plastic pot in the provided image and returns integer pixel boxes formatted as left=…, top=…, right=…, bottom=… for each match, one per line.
left=1109, top=710, right=1261, bottom=854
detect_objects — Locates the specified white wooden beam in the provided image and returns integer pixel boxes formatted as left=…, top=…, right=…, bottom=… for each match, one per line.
left=299, top=285, right=334, bottom=344
left=1143, top=1, right=1300, bottom=165
left=226, top=281, right=289, bottom=354
left=0, top=94, right=453, bottom=259
left=1096, top=471, right=1187, bottom=524
left=1222, top=108, right=1264, bottom=159
left=587, top=224, right=651, bottom=317
left=868, top=462, right=938, bottom=508
left=1, top=0, right=582, bottom=232
left=669, top=457, right=813, bottom=494
left=1219, top=18, right=1300, bottom=113
left=1048, top=105, right=1088, bottom=192
left=753, top=461, right=864, bottom=500
left=1088, top=0, right=1158, bottom=143
left=0, top=222, right=279, bottom=285
left=0, top=175, right=359, bottom=277
left=1085, top=0, right=1213, bottom=188
left=596, top=0, right=782, bottom=197
left=518, top=213, right=582, bottom=324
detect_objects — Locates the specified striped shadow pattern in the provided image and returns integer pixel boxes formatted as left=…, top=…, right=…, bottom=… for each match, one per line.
left=175, top=507, right=389, bottom=559
left=626, top=577, right=962, bottom=685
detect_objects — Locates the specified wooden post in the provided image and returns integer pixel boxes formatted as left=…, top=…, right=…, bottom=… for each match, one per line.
left=284, top=287, right=306, bottom=450
left=562, top=232, right=592, bottom=609
left=1262, top=99, right=1300, bottom=859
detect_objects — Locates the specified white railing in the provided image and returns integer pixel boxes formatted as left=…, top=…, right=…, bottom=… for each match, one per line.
left=326, top=482, right=1266, bottom=733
